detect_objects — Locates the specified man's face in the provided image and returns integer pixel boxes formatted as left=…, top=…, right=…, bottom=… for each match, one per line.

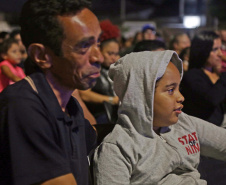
left=174, top=34, right=191, bottom=54
left=153, top=62, right=184, bottom=130
left=101, top=41, right=120, bottom=68
left=49, top=8, right=103, bottom=90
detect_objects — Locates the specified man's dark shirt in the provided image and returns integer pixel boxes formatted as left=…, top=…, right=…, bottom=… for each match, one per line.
left=0, top=72, right=96, bottom=185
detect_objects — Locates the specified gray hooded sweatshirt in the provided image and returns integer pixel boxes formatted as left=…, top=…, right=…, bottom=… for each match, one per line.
left=93, top=50, right=226, bottom=185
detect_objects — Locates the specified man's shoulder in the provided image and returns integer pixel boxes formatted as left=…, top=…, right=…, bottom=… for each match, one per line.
left=0, top=78, right=33, bottom=100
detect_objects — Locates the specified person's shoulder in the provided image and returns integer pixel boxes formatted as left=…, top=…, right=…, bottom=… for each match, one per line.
left=101, top=124, right=143, bottom=151
left=178, top=112, right=206, bottom=128
left=0, top=78, right=38, bottom=104
left=184, top=68, right=202, bottom=75
left=182, top=68, right=204, bottom=81
left=0, top=60, right=12, bottom=67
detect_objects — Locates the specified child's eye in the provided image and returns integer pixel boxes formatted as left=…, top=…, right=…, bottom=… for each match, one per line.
left=167, top=88, right=174, bottom=95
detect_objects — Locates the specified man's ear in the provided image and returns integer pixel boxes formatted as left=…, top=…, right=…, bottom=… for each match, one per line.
left=28, top=43, right=52, bottom=69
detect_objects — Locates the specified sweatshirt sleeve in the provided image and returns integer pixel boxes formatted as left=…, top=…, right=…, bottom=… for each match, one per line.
left=188, top=115, right=226, bottom=160
left=157, top=172, right=207, bottom=185
left=93, top=142, right=131, bottom=185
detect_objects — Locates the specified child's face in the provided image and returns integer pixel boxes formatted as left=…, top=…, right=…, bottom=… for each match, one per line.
left=153, top=62, right=184, bottom=130
left=4, top=43, right=22, bottom=64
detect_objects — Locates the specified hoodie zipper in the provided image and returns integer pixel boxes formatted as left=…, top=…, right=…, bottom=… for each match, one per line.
left=159, top=134, right=183, bottom=165
left=159, top=135, right=166, bottom=143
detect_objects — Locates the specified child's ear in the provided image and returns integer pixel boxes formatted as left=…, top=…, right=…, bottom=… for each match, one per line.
left=1, top=53, right=8, bottom=60
left=28, top=43, right=52, bottom=69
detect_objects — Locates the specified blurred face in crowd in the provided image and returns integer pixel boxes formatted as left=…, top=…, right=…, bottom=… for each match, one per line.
left=2, top=43, right=22, bottom=64
left=101, top=41, right=120, bottom=68
left=219, top=30, right=226, bottom=43
left=174, top=34, right=191, bottom=54
left=135, top=32, right=143, bottom=43
left=153, top=62, right=184, bottom=131
left=206, top=38, right=222, bottom=68
left=14, top=33, right=27, bottom=61
left=143, top=29, right=156, bottom=40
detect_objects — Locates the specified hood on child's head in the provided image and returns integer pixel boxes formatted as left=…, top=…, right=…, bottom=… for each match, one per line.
left=109, top=50, right=183, bottom=138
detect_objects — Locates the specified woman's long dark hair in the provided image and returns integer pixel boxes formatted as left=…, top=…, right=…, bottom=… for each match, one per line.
left=189, top=31, right=220, bottom=69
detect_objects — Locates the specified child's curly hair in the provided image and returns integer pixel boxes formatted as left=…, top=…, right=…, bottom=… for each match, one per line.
left=100, top=19, right=120, bottom=42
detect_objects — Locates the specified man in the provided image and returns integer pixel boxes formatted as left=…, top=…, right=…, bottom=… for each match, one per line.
left=0, top=0, right=103, bottom=184
left=169, top=33, right=191, bottom=55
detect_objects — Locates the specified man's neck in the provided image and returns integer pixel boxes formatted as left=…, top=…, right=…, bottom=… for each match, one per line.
left=45, top=72, right=73, bottom=112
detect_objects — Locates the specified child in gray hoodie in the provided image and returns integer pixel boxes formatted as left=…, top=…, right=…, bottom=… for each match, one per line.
left=93, top=50, right=226, bottom=185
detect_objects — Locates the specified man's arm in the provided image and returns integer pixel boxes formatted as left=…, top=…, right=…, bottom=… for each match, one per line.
left=79, top=89, right=119, bottom=105
left=37, top=173, right=77, bottom=185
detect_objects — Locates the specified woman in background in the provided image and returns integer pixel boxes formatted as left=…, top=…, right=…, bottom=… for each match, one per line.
left=181, top=30, right=226, bottom=185
left=181, top=31, right=224, bottom=126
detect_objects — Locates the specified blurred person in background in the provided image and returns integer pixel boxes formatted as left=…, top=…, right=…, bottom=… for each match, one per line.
left=169, top=33, right=191, bottom=55
left=179, top=47, right=190, bottom=72
left=180, top=30, right=226, bottom=185
left=218, top=23, right=226, bottom=73
left=133, top=39, right=166, bottom=52
left=0, top=38, right=25, bottom=92
left=10, top=29, right=28, bottom=69
left=132, top=31, right=143, bottom=45
left=0, top=31, right=10, bottom=43
left=142, top=23, right=156, bottom=40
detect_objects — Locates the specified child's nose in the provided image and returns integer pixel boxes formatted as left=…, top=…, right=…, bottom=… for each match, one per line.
left=177, top=91, right=185, bottom=103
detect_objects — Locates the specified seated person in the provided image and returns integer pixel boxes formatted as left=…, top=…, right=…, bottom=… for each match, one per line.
left=0, top=38, right=25, bottom=92
left=179, top=47, right=190, bottom=72
left=181, top=30, right=226, bottom=185
left=169, top=33, right=191, bottom=55
left=79, top=38, right=120, bottom=124
left=93, top=50, right=226, bottom=184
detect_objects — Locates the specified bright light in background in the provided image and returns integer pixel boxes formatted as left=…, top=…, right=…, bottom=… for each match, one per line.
left=183, top=16, right=201, bottom=28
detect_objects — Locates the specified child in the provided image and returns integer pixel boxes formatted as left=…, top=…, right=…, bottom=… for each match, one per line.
left=93, top=50, right=226, bottom=184
left=0, top=38, right=25, bottom=92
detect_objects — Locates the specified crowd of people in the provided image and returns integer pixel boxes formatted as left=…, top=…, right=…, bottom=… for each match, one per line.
left=0, top=0, right=226, bottom=184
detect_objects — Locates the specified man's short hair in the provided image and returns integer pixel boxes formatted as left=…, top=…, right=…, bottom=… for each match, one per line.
left=20, top=0, right=91, bottom=55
